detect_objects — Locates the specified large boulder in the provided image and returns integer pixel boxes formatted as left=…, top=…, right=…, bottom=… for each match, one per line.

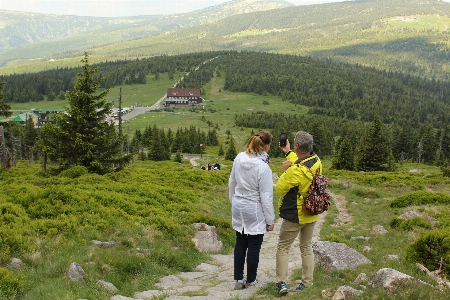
left=313, top=241, right=372, bottom=271
left=191, top=223, right=223, bottom=252
left=367, top=268, right=428, bottom=291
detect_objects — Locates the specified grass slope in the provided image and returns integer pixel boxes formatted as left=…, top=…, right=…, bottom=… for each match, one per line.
left=2, top=69, right=450, bottom=299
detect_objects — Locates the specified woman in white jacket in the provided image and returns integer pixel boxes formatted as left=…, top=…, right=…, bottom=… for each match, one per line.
left=228, top=130, right=275, bottom=290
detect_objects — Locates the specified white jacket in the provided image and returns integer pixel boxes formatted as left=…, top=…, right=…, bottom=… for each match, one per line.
left=229, top=151, right=275, bottom=235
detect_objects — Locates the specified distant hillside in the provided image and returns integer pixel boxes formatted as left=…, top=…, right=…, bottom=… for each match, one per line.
left=2, top=0, right=450, bottom=81
left=0, top=0, right=292, bottom=67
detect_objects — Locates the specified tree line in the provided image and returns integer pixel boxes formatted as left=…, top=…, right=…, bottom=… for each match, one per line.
left=2, top=50, right=450, bottom=173
left=0, top=51, right=226, bottom=103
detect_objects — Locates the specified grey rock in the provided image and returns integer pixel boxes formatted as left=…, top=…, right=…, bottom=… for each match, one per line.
left=362, top=246, right=372, bottom=253
left=97, top=280, right=119, bottom=293
left=155, top=275, right=183, bottom=290
left=65, top=262, right=85, bottom=283
left=313, top=241, right=372, bottom=271
left=195, top=263, right=219, bottom=273
left=91, top=240, right=120, bottom=248
left=191, top=223, right=223, bottom=252
left=372, top=225, right=388, bottom=234
left=5, top=258, right=23, bottom=270
left=110, top=296, right=136, bottom=300
left=332, top=285, right=364, bottom=300
left=384, top=254, right=400, bottom=261
left=367, top=268, right=428, bottom=291
left=133, top=290, right=165, bottom=299
left=354, top=273, right=368, bottom=284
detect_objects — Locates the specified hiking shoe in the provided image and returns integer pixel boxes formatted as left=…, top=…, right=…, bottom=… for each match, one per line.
left=295, top=282, right=306, bottom=290
left=247, top=279, right=258, bottom=286
left=277, top=282, right=288, bottom=295
left=234, top=279, right=246, bottom=290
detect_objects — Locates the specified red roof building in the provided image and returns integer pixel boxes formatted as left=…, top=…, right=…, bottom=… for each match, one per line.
left=165, top=88, right=203, bottom=107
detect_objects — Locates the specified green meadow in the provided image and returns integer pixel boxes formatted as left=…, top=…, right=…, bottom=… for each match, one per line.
left=2, top=71, right=450, bottom=299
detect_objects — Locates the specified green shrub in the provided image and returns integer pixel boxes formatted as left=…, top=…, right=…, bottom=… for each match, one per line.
left=350, top=187, right=382, bottom=199
left=59, top=166, right=89, bottom=178
left=0, top=267, right=23, bottom=298
left=0, top=203, right=33, bottom=262
left=406, top=229, right=450, bottom=277
left=390, top=191, right=450, bottom=208
left=441, top=166, right=450, bottom=177
left=323, top=234, right=347, bottom=244
left=389, top=217, right=432, bottom=231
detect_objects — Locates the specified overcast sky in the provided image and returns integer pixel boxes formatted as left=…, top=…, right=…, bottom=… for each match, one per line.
left=0, top=0, right=350, bottom=17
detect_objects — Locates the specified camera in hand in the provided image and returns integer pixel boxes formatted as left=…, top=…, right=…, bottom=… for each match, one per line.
left=279, top=132, right=287, bottom=147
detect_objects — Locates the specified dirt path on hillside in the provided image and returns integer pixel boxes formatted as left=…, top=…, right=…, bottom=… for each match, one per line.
left=111, top=190, right=351, bottom=300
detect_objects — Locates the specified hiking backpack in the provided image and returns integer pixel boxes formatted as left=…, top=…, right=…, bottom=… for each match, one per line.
left=301, top=166, right=331, bottom=215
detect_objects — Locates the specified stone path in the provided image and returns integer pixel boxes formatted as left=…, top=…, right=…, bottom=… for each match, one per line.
left=111, top=212, right=328, bottom=300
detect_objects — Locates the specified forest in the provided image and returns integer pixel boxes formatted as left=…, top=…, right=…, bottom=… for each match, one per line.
left=2, top=50, right=450, bottom=171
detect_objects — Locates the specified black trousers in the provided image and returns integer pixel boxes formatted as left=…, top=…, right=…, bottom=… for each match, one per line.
left=233, top=230, right=264, bottom=283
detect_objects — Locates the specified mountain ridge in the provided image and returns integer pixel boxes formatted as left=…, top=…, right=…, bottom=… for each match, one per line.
left=1, top=0, right=450, bottom=81
left=0, top=0, right=293, bottom=57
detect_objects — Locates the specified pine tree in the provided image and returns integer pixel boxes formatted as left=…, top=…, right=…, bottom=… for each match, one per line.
left=417, top=123, right=437, bottom=165
left=225, top=137, right=237, bottom=160
left=437, top=125, right=450, bottom=165
left=39, top=52, right=129, bottom=174
left=332, top=134, right=355, bottom=170
left=392, top=124, right=414, bottom=161
left=218, top=144, right=224, bottom=156
left=0, top=83, right=12, bottom=118
left=148, top=126, right=170, bottom=161
left=355, top=115, right=391, bottom=171
left=24, top=116, right=38, bottom=161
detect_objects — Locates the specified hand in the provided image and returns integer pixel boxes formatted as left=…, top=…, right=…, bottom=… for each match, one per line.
left=279, top=139, right=291, bottom=153
left=282, top=160, right=292, bottom=171
left=266, top=224, right=274, bottom=232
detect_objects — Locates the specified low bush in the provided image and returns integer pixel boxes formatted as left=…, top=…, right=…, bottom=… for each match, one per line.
left=441, top=166, right=450, bottom=177
left=406, top=229, right=450, bottom=277
left=0, top=267, right=23, bottom=298
left=390, top=191, right=450, bottom=208
left=59, top=166, right=89, bottom=178
left=389, top=217, right=432, bottom=231
left=0, top=203, right=34, bottom=263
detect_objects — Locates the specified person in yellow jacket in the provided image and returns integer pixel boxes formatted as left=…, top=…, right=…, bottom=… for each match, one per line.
left=275, top=131, right=322, bottom=295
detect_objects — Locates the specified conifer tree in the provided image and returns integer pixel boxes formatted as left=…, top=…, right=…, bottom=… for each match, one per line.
left=218, top=144, right=224, bottom=157
left=148, top=126, right=170, bottom=161
left=0, top=83, right=12, bottom=118
left=332, top=134, right=355, bottom=170
left=225, top=137, right=237, bottom=160
left=39, top=52, right=129, bottom=174
left=355, top=115, right=390, bottom=171
left=436, top=125, right=450, bottom=165
left=24, top=116, right=38, bottom=161
left=417, top=123, right=436, bottom=165
left=207, top=128, right=219, bottom=146
left=392, top=124, right=414, bottom=161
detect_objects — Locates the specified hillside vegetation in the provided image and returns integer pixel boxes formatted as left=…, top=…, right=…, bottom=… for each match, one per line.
left=0, top=62, right=449, bottom=299
left=1, top=157, right=450, bottom=299
left=3, top=51, right=450, bottom=169
left=0, top=0, right=292, bottom=69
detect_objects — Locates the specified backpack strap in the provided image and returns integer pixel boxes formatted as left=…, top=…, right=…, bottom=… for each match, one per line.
left=294, top=154, right=319, bottom=169
left=294, top=154, right=320, bottom=175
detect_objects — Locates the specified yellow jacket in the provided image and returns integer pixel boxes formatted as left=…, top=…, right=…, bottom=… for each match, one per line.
left=275, top=151, right=322, bottom=224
